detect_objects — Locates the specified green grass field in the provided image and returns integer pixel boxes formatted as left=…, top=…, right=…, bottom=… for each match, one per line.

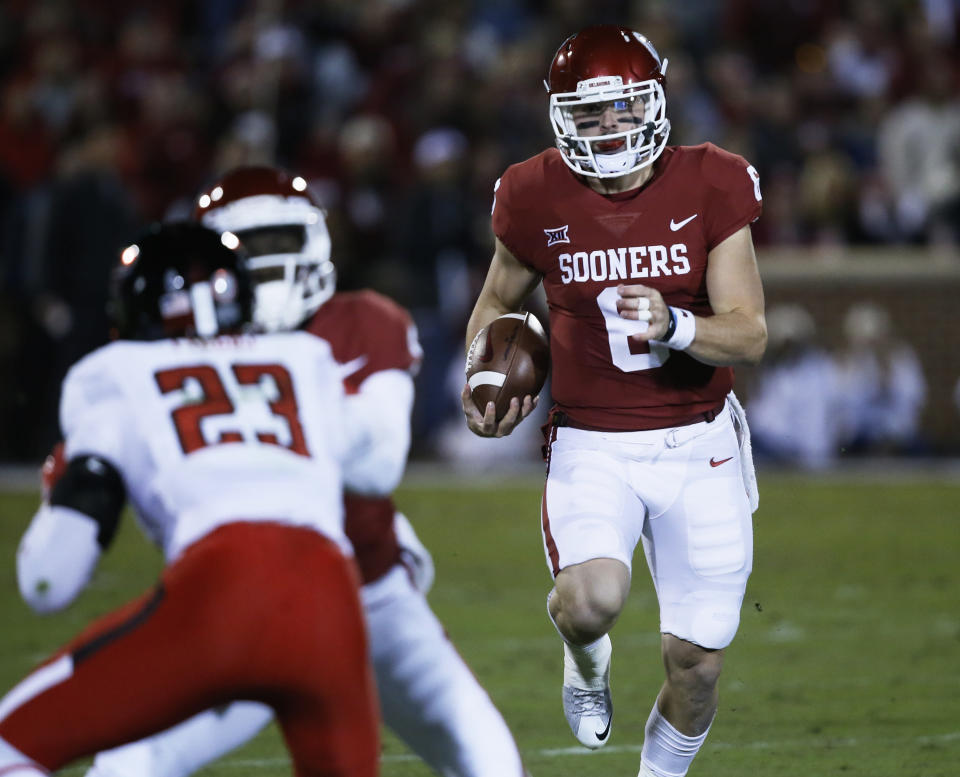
left=1, top=471, right=959, bottom=776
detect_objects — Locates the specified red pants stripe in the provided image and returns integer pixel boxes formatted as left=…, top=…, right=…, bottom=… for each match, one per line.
left=0, top=522, right=378, bottom=777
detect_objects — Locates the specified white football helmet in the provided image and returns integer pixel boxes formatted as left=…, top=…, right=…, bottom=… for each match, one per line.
left=195, top=166, right=335, bottom=332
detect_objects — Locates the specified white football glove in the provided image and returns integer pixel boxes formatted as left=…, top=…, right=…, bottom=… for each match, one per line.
left=18, top=504, right=102, bottom=613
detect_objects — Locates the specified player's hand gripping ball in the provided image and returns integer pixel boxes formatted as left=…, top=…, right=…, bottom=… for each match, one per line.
left=465, top=312, right=550, bottom=421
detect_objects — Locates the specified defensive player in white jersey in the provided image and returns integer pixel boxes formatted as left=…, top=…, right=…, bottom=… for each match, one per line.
left=0, top=222, right=380, bottom=777
left=84, top=166, right=527, bottom=777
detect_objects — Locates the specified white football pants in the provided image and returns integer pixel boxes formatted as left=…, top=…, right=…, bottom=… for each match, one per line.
left=542, top=400, right=754, bottom=650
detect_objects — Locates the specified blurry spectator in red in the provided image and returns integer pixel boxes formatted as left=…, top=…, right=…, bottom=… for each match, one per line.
left=0, top=81, right=54, bottom=188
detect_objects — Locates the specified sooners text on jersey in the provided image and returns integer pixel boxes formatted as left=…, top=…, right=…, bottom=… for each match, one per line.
left=493, top=143, right=762, bottom=430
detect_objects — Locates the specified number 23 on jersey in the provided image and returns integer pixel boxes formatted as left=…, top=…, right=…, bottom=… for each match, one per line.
left=154, top=363, right=310, bottom=457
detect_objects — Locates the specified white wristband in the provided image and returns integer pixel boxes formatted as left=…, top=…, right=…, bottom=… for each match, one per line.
left=664, top=307, right=696, bottom=350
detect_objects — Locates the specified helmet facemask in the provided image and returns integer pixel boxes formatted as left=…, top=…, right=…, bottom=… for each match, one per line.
left=549, top=74, right=670, bottom=178
left=200, top=194, right=335, bottom=333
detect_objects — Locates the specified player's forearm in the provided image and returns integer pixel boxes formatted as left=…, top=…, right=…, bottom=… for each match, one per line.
left=466, top=240, right=542, bottom=353
left=18, top=454, right=127, bottom=613
left=684, top=309, right=767, bottom=367
left=464, top=294, right=518, bottom=354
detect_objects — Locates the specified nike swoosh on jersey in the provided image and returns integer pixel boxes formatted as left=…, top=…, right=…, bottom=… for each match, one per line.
left=709, top=456, right=734, bottom=467
left=338, top=355, right=369, bottom=379
left=669, top=214, right=698, bottom=231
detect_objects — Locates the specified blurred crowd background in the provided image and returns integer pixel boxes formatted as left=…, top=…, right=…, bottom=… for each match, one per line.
left=1, top=0, right=959, bottom=465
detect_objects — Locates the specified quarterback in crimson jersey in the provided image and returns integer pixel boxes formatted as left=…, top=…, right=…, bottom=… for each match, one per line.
left=464, top=25, right=766, bottom=777
left=493, top=142, right=762, bottom=429
left=85, top=166, right=528, bottom=777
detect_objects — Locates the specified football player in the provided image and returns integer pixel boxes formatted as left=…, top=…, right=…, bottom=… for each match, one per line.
left=0, top=222, right=379, bottom=776
left=462, top=25, right=765, bottom=777
left=85, top=166, right=527, bottom=777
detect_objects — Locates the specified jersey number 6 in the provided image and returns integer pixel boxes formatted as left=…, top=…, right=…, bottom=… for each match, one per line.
left=596, top=287, right=670, bottom=372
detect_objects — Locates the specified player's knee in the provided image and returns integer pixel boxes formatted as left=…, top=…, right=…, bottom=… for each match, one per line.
left=563, top=600, right=618, bottom=642
left=554, top=563, right=629, bottom=640
left=663, top=637, right=724, bottom=694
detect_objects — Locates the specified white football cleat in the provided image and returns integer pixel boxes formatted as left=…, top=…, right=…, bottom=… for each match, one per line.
left=561, top=634, right=613, bottom=749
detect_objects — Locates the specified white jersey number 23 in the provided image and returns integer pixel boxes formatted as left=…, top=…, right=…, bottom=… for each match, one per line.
left=154, top=362, right=311, bottom=457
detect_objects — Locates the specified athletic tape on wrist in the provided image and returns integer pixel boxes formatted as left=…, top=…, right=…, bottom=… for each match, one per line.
left=664, top=307, right=696, bottom=350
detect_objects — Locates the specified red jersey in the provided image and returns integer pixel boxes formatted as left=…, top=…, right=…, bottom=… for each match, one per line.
left=304, top=290, right=421, bottom=583
left=493, top=143, right=762, bottom=430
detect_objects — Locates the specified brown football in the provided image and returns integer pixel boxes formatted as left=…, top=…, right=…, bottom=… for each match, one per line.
left=465, top=311, right=550, bottom=421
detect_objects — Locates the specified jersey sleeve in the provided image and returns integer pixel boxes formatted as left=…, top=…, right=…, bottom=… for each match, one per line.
left=312, top=291, right=423, bottom=394
left=362, top=292, right=422, bottom=375
left=491, top=164, right=539, bottom=269
left=341, top=370, right=413, bottom=496
left=59, top=350, right=136, bottom=472
left=491, top=173, right=514, bottom=251
left=699, top=143, right=763, bottom=251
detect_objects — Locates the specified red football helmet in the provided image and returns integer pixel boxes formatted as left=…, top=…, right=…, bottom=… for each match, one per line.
left=545, top=25, right=670, bottom=178
left=194, top=166, right=334, bottom=332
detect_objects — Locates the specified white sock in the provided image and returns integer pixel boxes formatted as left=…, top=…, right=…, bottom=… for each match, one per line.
left=562, top=635, right=611, bottom=691
left=88, top=702, right=273, bottom=777
left=639, top=700, right=712, bottom=777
